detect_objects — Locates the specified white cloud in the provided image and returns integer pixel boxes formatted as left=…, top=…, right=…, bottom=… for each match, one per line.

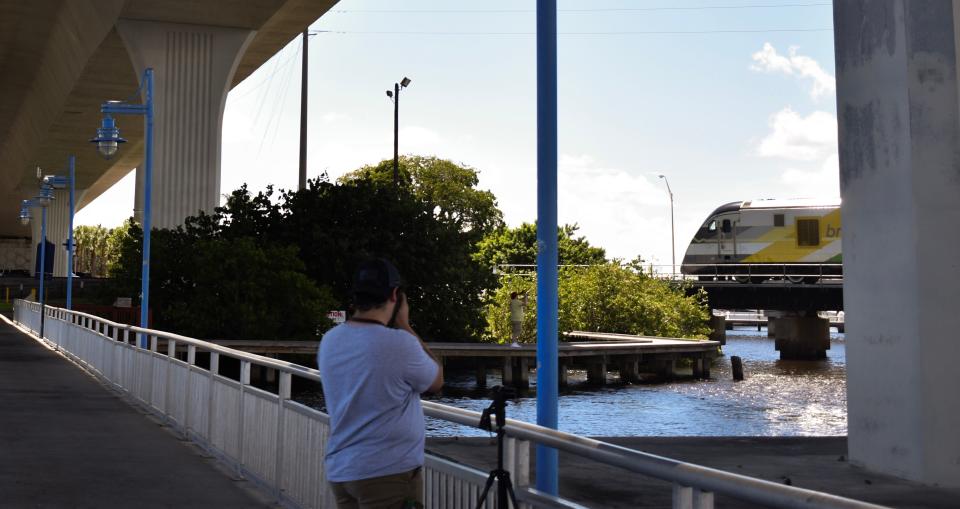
left=757, top=107, right=837, bottom=161
left=321, top=112, right=351, bottom=124
left=398, top=125, right=442, bottom=153
left=556, top=154, right=673, bottom=263
left=779, top=153, right=840, bottom=199
left=751, top=43, right=836, bottom=100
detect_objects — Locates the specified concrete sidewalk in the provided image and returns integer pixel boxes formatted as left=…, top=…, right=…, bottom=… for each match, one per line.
left=0, top=317, right=273, bottom=508
left=427, top=436, right=960, bottom=508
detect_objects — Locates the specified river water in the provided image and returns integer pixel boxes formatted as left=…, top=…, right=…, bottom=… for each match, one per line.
left=425, top=329, right=847, bottom=437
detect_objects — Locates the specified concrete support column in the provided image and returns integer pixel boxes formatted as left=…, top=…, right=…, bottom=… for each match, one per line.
left=558, top=360, right=568, bottom=387
left=835, top=0, right=960, bottom=486
left=45, top=189, right=71, bottom=277
left=117, top=20, right=255, bottom=228
left=586, top=358, right=607, bottom=385
left=658, top=359, right=677, bottom=380
left=502, top=357, right=514, bottom=386
left=619, top=355, right=640, bottom=383
left=709, top=314, right=726, bottom=345
left=475, top=361, right=487, bottom=388
left=514, top=357, right=529, bottom=389
left=773, top=313, right=830, bottom=360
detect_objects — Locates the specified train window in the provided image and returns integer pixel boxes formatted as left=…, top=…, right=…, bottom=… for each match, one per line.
left=774, top=214, right=784, bottom=227
left=797, top=218, right=820, bottom=246
left=708, top=220, right=716, bottom=231
left=721, top=219, right=732, bottom=233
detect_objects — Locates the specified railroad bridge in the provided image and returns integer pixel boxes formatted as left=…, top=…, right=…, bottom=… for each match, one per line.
left=678, top=267, right=844, bottom=361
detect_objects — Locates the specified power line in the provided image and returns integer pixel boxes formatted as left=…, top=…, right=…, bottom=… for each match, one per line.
left=312, top=28, right=832, bottom=36
left=331, top=3, right=831, bottom=14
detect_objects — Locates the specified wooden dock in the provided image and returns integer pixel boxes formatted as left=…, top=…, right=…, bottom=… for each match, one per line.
left=209, top=333, right=720, bottom=388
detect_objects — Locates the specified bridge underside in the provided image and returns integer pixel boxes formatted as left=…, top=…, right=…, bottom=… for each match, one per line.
left=0, top=0, right=336, bottom=272
left=689, top=282, right=844, bottom=312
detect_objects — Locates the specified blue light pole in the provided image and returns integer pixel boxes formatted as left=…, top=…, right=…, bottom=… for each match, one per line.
left=20, top=183, right=55, bottom=338
left=536, top=0, right=559, bottom=496
left=91, top=68, right=153, bottom=345
left=42, top=157, right=76, bottom=309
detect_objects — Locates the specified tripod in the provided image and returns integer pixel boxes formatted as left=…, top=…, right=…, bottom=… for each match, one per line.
left=475, top=386, right=519, bottom=509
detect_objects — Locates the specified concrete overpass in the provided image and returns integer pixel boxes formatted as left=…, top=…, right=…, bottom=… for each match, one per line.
left=0, top=0, right=336, bottom=275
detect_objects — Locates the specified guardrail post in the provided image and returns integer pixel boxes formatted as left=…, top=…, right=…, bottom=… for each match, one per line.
left=164, top=339, right=176, bottom=418
left=207, top=352, right=219, bottom=442
left=275, top=371, right=292, bottom=498
left=694, top=489, right=714, bottom=509
left=672, top=485, right=713, bottom=509
left=185, top=345, right=196, bottom=435
left=238, top=360, right=250, bottom=470
left=504, top=437, right=530, bottom=490
left=673, top=484, right=692, bottom=509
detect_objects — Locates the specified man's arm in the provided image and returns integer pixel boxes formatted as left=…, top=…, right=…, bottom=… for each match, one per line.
left=395, top=294, right=443, bottom=393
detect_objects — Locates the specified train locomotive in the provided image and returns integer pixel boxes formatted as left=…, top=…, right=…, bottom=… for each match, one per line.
left=680, top=198, right=841, bottom=283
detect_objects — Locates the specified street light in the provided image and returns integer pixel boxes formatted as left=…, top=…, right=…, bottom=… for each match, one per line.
left=386, top=76, right=411, bottom=188
left=20, top=182, right=54, bottom=338
left=658, top=174, right=676, bottom=277
left=92, top=68, right=154, bottom=345
left=90, top=114, right=127, bottom=160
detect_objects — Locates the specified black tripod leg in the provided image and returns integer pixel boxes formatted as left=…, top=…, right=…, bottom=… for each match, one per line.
left=504, top=475, right=520, bottom=509
left=475, top=472, right=497, bottom=509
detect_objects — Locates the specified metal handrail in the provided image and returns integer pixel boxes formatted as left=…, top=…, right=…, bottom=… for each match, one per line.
left=14, top=300, right=884, bottom=509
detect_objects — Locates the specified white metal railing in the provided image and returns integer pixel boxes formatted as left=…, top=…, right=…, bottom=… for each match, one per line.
left=12, top=300, right=885, bottom=509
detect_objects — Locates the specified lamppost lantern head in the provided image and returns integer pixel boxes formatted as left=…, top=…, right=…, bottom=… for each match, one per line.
left=658, top=174, right=665, bottom=179
left=386, top=90, right=394, bottom=98
left=34, top=184, right=55, bottom=208
left=42, top=175, right=68, bottom=189
left=400, top=77, right=411, bottom=88
left=90, top=115, right=127, bottom=160
left=18, top=200, right=31, bottom=226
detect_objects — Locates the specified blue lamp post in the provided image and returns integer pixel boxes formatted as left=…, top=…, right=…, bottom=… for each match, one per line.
left=536, top=0, right=560, bottom=495
left=91, top=68, right=153, bottom=345
left=42, top=157, right=76, bottom=310
left=21, top=182, right=55, bottom=338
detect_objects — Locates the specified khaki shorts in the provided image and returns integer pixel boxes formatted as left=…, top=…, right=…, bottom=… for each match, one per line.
left=330, top=467, right=423, bottom=509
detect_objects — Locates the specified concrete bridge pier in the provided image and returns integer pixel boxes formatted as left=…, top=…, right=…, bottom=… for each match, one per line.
left=835, top=0, right=960, bottom=487
left=501, top=357, right=529, bottom=389
left=116, top=20, right=255, bottom=228
left=773, top=312, right=830, bottom=360
left=709, top=314, right=726, bottom=345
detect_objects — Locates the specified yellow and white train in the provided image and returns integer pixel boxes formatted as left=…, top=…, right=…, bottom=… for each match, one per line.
left=680, top=198, right=842, bottom=283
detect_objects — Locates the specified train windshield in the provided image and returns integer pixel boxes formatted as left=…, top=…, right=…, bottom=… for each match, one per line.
left=707, top=219, right=716, bottom=231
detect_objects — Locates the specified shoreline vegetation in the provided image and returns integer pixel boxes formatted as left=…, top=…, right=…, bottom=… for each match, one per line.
left=72, top=155, right=709, bottom=343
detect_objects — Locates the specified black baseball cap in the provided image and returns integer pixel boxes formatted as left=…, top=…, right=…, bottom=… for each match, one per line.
left=352, top=258, right=402, bottom=301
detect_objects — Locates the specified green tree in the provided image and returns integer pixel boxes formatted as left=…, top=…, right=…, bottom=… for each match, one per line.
left=340, top=155, right=504, bottom=238
left=275, top=178, right=490, bottom=341
left=484, top=262, right=710, bottom=343
left=108, top=221, right=333, bottom=340
left=73, top=225, right=112, bottom=276
left=473, top=222, right=607, bottom=271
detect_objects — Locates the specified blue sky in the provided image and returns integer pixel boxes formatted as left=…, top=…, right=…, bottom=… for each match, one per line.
left=77, top=0, right=838, bottom=269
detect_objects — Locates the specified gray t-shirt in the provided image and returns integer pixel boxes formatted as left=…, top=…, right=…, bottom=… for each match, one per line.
left=318, top=321, right=439, bottom=482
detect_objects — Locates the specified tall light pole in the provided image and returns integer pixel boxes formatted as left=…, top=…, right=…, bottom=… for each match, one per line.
left=536, top=0, right=559, bottom=496
left=299, top=29, right=312, bottom=191
left=386, top=77, right=411, bottom=188
left=658, top=174, right=676, bottom=276
left=20, top=181, right=54, bottom=338
left=91, top=68, right=154, bottom=345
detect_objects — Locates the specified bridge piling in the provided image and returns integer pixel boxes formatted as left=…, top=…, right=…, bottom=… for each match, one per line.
left=587, top=358, right=607, bottom=385
left=709, top=315, right=726, bottom=345
left=773, top=313, right=830, bottom=360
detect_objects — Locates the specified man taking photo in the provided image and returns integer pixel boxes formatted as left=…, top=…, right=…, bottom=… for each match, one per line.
left=318, top=259, right=443, bottom=509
